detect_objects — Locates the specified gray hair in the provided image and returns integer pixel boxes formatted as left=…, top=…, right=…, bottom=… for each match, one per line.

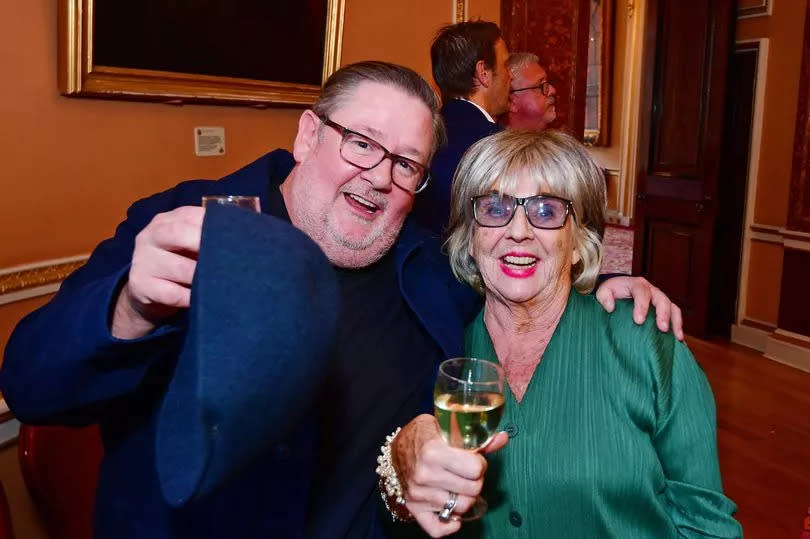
left=312, top=61, right=446, bottom=159
left=445, top=129, right=606, bottom=294
left=506, top=52, right=540, bottom=81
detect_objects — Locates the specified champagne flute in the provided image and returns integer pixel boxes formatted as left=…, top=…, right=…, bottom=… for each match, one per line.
left=201, top=195, right=261, bottom=212
left=434, top=357, right=505, bottom=521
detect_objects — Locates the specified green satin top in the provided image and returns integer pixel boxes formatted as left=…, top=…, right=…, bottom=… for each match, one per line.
left=456, top=289, right=741, bottom=538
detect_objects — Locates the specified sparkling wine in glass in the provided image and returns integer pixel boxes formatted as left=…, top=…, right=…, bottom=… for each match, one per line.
left=434, top=357, right=505, bottom=520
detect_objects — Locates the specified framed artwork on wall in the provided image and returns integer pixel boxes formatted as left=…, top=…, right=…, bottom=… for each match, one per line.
left=58, top=0, right=345, bottom=107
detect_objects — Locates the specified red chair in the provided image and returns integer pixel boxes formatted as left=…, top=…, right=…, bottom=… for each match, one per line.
left=0, top=481, right=16, bottom=539
left=18, top=425, right=103, bottom=539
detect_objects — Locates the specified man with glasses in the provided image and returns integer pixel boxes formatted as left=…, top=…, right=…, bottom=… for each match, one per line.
left=2, top=61, right=680, bottom=539
left=501, top=52, right=558, bottom=131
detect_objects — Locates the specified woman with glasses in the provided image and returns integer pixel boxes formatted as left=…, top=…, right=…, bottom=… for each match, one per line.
left=392, top=129, right=741, bottom=538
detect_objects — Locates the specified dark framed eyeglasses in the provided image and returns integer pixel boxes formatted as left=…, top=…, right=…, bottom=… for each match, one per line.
left=471, top=193, right=573, bottom=229
left=319, top=116, right=430, bottom=194
left=510, top=79, right=555, bottom=97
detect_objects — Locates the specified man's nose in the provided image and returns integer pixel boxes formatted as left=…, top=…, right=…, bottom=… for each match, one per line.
left=362, top=159, right=394, bottom=190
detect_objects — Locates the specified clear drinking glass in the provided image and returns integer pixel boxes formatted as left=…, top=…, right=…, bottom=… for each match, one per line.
left=201, top=195, right=261, bottom=212
left=434, top=357, right=505, bottom=520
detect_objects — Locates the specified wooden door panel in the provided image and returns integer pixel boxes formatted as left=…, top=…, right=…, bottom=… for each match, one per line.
left=651, top=0, right=712, bottom=175
left=644, top=221, right=695, bottom=305
left=633, top=0, right=735, bottom=337
left=640, top=197, right=705, bottom=225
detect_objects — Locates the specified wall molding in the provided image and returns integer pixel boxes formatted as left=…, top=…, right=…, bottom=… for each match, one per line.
left=732, top=320, right=810, bottom=372
left=738, top=0, right=771, bottom=19
left=765, top=334, right=810, bottom=373
left=731, top=322, right=770, bottom=352
left=731, top=317, right=810, bottom=372
left=0, top=255, right=89, bottom=306
left=745, top=223, right=810, bottom=249
left=0, top=399, right=18, bottom=448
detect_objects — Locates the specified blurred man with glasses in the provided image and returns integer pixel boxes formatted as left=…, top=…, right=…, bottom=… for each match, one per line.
left=501, top=52, right=558, bottom=131
left=2, top=61, right=680, bottom=539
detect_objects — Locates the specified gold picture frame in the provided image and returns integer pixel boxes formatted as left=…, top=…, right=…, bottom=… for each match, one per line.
left=58, top=0, right=345, bottom=107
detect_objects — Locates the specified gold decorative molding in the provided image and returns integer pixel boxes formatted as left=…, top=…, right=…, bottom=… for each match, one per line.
left=59, top=0, right=345, bottom=107
left=323, top=0, right=346, bottom=83
left=627, top=1, right=635, bottom=19
left=0, top=259, right=87, bottom=296
left=455, top=0, right=467, bottom=23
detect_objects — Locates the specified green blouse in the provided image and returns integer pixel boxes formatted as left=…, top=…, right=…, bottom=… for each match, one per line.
left=456, top=289, right=741, bottom=538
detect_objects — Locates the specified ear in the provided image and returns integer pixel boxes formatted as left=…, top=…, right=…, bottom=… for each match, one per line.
left=292, top=109, right=321, bottom=162
left=571, top=244, right=582, bottom=266
left=508, top=94, right=520, bottom=113
left=475, top=59, right=492, bottom=89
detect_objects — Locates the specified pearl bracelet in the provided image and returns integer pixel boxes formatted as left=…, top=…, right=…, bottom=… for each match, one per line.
left=375, top=427, right=414, bottom=521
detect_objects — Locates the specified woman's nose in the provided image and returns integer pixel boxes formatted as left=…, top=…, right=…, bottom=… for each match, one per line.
left=506, top=205, right=534, bottom=240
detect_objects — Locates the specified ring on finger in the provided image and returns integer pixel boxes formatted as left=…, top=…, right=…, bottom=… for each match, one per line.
left=438, top=491, right=458, bottom=522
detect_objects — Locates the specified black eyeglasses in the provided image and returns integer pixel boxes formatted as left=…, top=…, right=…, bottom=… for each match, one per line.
left=319, top=116, right=430, bottom=194
left=471, top=193, right=573, bottom=229
left=510, top=79, right=555, bottom=96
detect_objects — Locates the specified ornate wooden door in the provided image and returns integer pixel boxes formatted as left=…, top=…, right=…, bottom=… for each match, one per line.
left=632, top=0, right=736, bottom=337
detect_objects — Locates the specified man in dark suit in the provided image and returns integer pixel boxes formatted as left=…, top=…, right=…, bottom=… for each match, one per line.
left=1, top=61, right=471, bottom=539
left=410, top=21, right=511, bottom=236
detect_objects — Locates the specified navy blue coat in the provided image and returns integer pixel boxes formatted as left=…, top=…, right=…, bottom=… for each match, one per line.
left=0, top=150, right=480, bottom=539
left=411, top=99, right=503, bottom=236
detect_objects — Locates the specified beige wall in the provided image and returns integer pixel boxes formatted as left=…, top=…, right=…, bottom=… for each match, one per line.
left=737, top=3, right=807, bottom=227
left=0, top=1, right=497, bottom=536
left=735, top=0, right=808, bottom=329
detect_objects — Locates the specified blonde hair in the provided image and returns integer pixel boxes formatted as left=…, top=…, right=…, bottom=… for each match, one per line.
left=445, top=129, right=606, bottom=294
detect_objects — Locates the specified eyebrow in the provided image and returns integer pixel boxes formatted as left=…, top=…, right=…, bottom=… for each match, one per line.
left=351, top=124, right=428, bottom=163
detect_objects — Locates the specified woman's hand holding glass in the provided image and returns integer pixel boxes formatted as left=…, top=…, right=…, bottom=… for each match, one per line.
left=391, top=358, right=508, bottom=538
left=433, top=358, right=505, bottom=521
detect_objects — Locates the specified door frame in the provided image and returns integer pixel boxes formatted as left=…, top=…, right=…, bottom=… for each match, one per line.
left=616, top=0, right=649, bottom=226
left=732, top=38, right=770, bottom=334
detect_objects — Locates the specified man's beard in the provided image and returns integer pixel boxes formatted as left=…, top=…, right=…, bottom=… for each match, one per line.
left=325, top=212, right=404, bottom=268
left=294, top=204, right=405, bottom=269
